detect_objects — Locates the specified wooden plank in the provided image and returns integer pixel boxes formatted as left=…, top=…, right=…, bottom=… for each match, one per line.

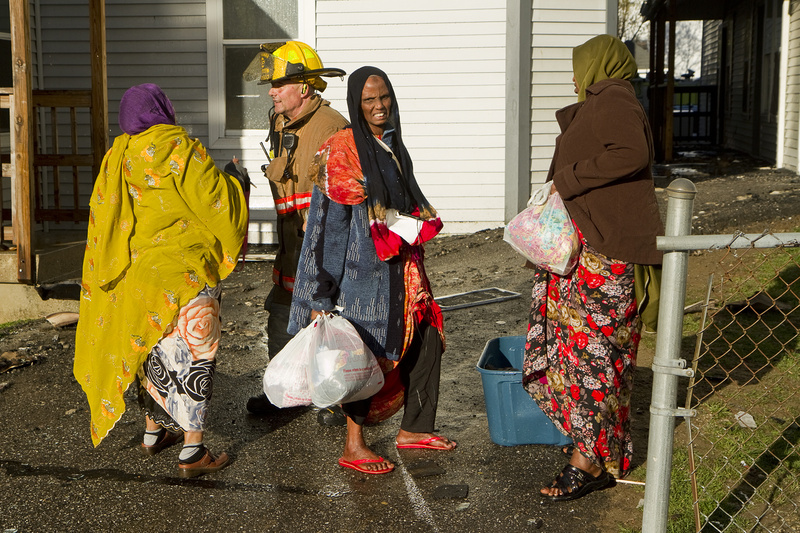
left=90, top=0, right=109, bottom=179
left=34, top=208, right=90, bottom=222
left=34, top=155, right=95, bottom=166
left=10, top=0, right=35, bottom=283
left=70, top=106, right=81, bottom=218
left=1, top=223, right=13, bottom=242
left=50, top=108, right=61, bottom=211
left=32, top=90, right=92, bottom=107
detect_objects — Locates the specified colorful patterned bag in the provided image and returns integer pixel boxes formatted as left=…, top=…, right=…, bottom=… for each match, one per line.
left=503, top=181, right=581, bottom=276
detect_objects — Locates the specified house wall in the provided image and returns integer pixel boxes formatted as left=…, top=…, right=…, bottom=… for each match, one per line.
left=312, top=0, right=507, bottom=235
left=782, top=0, right=800, bottom=171
left=106, top=1, right=210, bottom=140
left=30, top=0, right=604, bottom=243
left=33, top=0, right=95, bottom=214
left=758, top=0, right=782, bottom=161
left=34, top=0, right=209, bottom=217
left=701, top=20, right=722, bottom=85
left=529, top=0, right=611, bottom=186
left=722, top=2, right=756, bottom=154
left=721, top=0, right=781, bottom=162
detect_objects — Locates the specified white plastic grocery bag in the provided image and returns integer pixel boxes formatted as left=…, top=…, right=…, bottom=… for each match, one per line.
left=307, top=313, right=384, bottom=408
left=503, top=181, right=581, bottom=276
left=262, top=316, right=319, bottom=408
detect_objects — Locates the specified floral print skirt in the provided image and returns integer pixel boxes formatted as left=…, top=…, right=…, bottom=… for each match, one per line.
left=522, top=242, right=641, bottom=479
left=138, top=285, right=222, bottom=433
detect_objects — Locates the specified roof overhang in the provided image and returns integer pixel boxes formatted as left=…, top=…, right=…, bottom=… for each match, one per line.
left=641, top=0, right=729, bottom=21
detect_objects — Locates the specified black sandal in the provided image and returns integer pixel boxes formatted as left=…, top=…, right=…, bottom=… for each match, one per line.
left=543, top=463, right=613, bottom=502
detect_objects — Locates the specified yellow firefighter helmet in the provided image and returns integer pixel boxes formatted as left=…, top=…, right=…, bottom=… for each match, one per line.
left=243, top=41, right=345, bottom=92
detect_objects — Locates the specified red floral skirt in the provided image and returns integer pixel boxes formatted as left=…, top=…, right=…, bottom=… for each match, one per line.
left=522, top=240, right=641, bottom=479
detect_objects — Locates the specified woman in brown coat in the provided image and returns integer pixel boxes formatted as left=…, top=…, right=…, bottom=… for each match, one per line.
left=522, top=34, right=664, bottom=501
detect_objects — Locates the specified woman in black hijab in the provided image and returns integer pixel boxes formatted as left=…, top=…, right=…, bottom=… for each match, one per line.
left=289, top=67, right=456, bottom=475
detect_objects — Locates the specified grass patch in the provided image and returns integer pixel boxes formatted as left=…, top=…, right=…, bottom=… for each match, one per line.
left=625, top=244, right=800, bottom=532
left=0, top=319, right=37, bottom=341
left=676, top=245, right=800, bottom=531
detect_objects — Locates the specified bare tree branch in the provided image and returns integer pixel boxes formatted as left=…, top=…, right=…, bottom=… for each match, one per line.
left=618, top=0, right=649, bottom=42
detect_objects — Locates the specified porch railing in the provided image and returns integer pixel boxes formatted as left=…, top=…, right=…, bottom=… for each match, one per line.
left=1, top=88, right=98, bottom=282
left=32, top=90, right=95, bottom=223
left=0, top=89, right=10, bottom=248
left=673, top=85, right=718, bottom=145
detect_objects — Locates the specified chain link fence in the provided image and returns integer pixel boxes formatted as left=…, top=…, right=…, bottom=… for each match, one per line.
left=685, top=233, right=800, bottom=532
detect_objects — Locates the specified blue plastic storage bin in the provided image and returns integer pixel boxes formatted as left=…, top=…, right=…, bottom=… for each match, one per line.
left=476, top=335, right=572, bottom=447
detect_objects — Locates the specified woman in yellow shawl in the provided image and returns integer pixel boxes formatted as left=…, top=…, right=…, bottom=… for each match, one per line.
left=521, top=36, right=663, bottom=501
left=74, top=84, right=248, bottom=478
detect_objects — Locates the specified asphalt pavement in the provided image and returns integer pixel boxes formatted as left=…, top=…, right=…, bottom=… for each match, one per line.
left=0, top=295, right=640, bottom=533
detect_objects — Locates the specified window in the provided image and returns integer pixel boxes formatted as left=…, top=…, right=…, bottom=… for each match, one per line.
left=206, top=0, right=313, bottom=145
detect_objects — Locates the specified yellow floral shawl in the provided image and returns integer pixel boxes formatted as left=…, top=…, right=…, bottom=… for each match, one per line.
left=74, top=124, right=247, bottom=446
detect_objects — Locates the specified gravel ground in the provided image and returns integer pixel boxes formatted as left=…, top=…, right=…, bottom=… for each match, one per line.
left=1, top=148, right=799, bottom=532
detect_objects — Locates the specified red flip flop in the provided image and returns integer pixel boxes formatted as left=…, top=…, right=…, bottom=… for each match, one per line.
left=338, top=457, right=394, bottom=475
left=395, top=436, right=457, bottom=450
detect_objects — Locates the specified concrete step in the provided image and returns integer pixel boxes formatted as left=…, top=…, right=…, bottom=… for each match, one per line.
left=0, top=232, right=85, bottom=323
left=0, top=281, right=79, bottom=323
left=0, top=239, right=84, bottom=284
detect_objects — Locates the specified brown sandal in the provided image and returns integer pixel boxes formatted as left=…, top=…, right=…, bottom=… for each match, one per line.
left=140, top=430, right=183, bottom=456
left=178, top=448, right=231, bottom=478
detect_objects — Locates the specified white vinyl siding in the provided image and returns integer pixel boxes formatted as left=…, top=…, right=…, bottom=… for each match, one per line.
left=106, top=1, right=209, bottom=140
left=35, top=1, right=210, bottom=218
left=28, top=0, right=611, bottom=243
left=36, top=2, right=90, bottom=90
left=315, top=0, right=507, bottom=235
left=529, top=1, right=611, bottom=187
left=38, top=1, right=210, bottom=139
left=33, top=1, right=94, bottom=214
left=784, top=1, right=800, bottom=171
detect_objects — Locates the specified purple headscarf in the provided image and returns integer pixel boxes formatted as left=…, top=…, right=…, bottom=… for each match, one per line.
left=118, top=83, right=176, bottom=135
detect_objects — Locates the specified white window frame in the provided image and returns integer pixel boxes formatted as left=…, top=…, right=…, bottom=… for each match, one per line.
left=205, top=0, right=315, bottom=148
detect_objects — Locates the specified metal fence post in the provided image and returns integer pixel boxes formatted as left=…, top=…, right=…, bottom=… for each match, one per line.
left=642, top=178, right=697, bottom=533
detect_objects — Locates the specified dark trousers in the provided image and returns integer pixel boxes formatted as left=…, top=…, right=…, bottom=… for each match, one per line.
left=342, top=321, right=443, bottom=433
left=265, top=285, right=293, bottom=358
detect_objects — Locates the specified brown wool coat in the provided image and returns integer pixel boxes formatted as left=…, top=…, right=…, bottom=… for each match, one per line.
left=549, top=78, right=664, bottom=265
